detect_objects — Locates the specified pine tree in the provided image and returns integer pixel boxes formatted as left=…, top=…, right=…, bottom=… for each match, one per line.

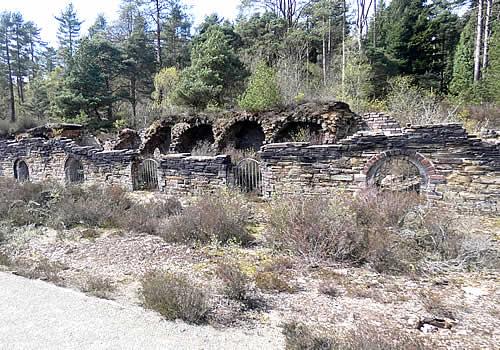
left=239, top=61, right=282, bottom=111
left=174, top=26, right=247, bottom=109
left=55, top=2, right=83, bottom=66
left=449, top=18, right=475, bottom=98
left=0, top=12, right=16, bottom=121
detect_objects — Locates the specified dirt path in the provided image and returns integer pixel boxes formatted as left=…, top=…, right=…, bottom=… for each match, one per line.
left=0, top=272, right=282, bottom=350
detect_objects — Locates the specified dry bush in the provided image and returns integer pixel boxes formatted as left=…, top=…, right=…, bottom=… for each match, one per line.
left=255, top=271, right=296, bottom=293
left=421, top=291, right=455, bottom=320
left=161, top=191, right=254, bottom=245
left=318, top=280, right=341, bottom=298
left=16, top=258, right=66, bottom=285
left=51, top=185, right=131, bottom=229
left=282, top=322, right=429, bottom=350
left=190, top=140, right=217, bottom=156
left=266, top=196, right=362, bottom=263
left=121, top=198, right=182, bottom=235
left=82, top=275, right=116, bottom=299
left=216, top=263, right=251, bottom=301
left=260, top=256, right=295, bottom=273
left=0, top=252, right=11, bottom=266
left=141, top=271, right=210, bottom=324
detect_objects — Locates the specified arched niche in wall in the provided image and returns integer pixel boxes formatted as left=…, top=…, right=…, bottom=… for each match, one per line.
left=131, top=158, right=159, bottom=191
left=219, top=120, right=265, bottom=152
left=175, top=124, right=215, bottom=154
left=14, top=159, right=30, bottom=182
left=363, top=150, right=437, bottom=193
left=274, top=121, right=324, bottom=144
left=142, top=125, right=172, bottom=155
left=65, top=157, right=85, bottom=184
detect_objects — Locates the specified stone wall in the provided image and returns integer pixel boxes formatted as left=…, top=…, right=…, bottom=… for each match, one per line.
left=0, top=138, right=231, bottom=196
left=260, top=124, right=499, bottom=212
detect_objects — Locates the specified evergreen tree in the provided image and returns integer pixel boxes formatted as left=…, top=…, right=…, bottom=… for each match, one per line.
left=239, top=61, right=282, bottom=111
left=55, top=2, right=83, bottom=66
left=449, top=18, right=475, bottom=98
left=161, top=0, right=191, bottom=68
left=0, top=12, right=16, bottom=121
left=174, top=25, right=247, bottom=109
left=482, top=24, right=500, bottom=103
left=122, top=15, right=156, bottom=117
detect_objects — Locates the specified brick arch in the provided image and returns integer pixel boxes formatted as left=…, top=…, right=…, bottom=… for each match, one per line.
left=362, top=150, right=439, bottom=191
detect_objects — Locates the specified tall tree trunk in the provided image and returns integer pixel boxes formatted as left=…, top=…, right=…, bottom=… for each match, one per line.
left=372, top=0, right=377, bottom=47
left=482, top=0, right=492, bottom=70
left=130, top=76, right=137, bottom=117
left=322, top=20, right=327, bottom=87
left=473, top=0, right=484, bottom=82
left=342, top=0, right=346, bottom=96
left=14, top=31, right=24, bottom=103
left=5, top=33, right=16, bottom=122
left=155, top=0, right=162, bottom=69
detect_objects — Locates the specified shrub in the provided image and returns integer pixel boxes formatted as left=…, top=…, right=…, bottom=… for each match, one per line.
left=0, top=252, right=11, bottom=266
left=161, top=191, right=254, bottom=245
left=282, top=322, right=429, bottom=350
left=266, top=196, right=361, bottom=262
left=121, top=198, right=182, bottom=235
left=141, top=271, right=210, bottom=324
left=16, top=258, right=66, bottom=285
left=318, top=280, right=341, bottom=298
left=82, top=275, right=116, bottom=299
left=255, top=271, right=296, bottom=293
left=51, top=185, right=131, bottom=229
left=216, top=263, right=251, bottom=301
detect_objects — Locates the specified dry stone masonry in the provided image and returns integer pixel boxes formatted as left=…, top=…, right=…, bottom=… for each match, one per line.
left=0, top=102, right=498, bottom=212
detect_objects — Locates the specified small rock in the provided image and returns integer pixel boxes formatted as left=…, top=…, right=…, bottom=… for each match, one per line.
left=421, top=324, right=438, bottom=333
left=462, top=287, right=488, bottom=297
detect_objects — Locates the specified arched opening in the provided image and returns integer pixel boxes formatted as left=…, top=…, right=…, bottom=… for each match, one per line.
left=366, top=155, right=428, bottom=193
left=142, top=126, right=171, bottom=155
left=232, top=158, right=262, bottom=194
left=176, top=124, right=215, bottom=153
left=14, top=159, right=29, bottom=182
left=65, top=157, right=85, bottom=184
left=275, top=122, right=324, bottom=143
left=132, top=159, right=159, bottom=191
left=220, top=121, right=265, bottom=152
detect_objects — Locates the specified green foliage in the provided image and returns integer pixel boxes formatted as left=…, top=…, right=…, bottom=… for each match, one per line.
left=239, top=61, right=282, bottom=111
left=449, top=17, right=475, bottom=99
left=152, top=67, right=180, bottom=105
left=173, top=25, right=247, bottom=109
left=482, top=24, right=500, bottom=104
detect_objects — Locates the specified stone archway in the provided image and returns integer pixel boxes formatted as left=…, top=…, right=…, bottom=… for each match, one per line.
left=142, top=125, right=172, bottom=155
left=14, top=159, right=30, bottom=182
left=219, top=120, right=265, bottom=152
left=64, top=157, right=85, bottom=184
left=274, top=121, right=324, bottom=144
left=174, top=124, right=215, bottom=153
left=363, top=150, right=438, bottom=193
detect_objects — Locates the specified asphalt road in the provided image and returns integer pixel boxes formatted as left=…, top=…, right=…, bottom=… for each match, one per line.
left=0, top=272, right=281, bottom=350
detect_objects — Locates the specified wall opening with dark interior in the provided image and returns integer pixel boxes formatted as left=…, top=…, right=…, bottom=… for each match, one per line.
left=176, top=124, right=215, bottom=153
left=367, top=156, right=427, bottom=193
left=65, top=157, right=85, bottom=183
left=14, top=159, right=30, bottom=182
left=132, top=159, right=159, bottom=191
left=142, top=126, right=171, bottom=155
left=274, top=122, right=324, bottom=143
left=219, top=120, right=265, bottom=152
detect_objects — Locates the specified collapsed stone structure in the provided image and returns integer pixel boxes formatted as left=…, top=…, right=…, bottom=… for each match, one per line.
left=0, top=102, right=498, bottom=212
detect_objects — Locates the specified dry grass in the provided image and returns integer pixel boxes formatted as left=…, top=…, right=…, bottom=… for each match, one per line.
left=216, top=263, right=251, bottom=301
left=14, top=258, right=66, bottom=286
left=161, top=191, right=254, bottom=245
left=255, top=271, right=296, bottom=293
left=141, top=271, right=211, bottom=324
left=82, top=275, right=116, bottom=299
left=282, top=322, right=430, bottom=350
left=421, top=291, right=456, bottom=320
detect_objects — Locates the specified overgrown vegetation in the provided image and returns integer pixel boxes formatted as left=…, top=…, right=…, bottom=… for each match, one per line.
left=161, top=191, right=254, bottom=245
left=82, top=275, right=116, bottom=299
left=141, top=271, right=210, bottom=324
left=282, top=322, right=429, bottom=350
left=266, top=190, right=498, bottom=274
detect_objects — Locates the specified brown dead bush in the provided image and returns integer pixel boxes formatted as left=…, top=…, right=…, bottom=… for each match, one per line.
left=141, top=271, right=210, bottom=324
left=161, top=191, right=254, bottom=245
left=282, top=321, right=430, bottom=350
left=216, top=263, right=251, bottom=301
left=82, top=275, right=116, bottom=299
left=255, top=271, right=296, bottom=293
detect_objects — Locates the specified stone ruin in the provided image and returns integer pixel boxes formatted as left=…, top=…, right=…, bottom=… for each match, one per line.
left=0, top=102, right=498, bottom=212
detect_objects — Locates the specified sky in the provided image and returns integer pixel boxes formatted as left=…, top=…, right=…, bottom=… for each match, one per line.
left=1, top=0, right=241, bottom=46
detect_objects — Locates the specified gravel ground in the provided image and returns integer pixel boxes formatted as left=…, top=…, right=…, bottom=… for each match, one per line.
left=0, top=272, right=283, bottom=350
